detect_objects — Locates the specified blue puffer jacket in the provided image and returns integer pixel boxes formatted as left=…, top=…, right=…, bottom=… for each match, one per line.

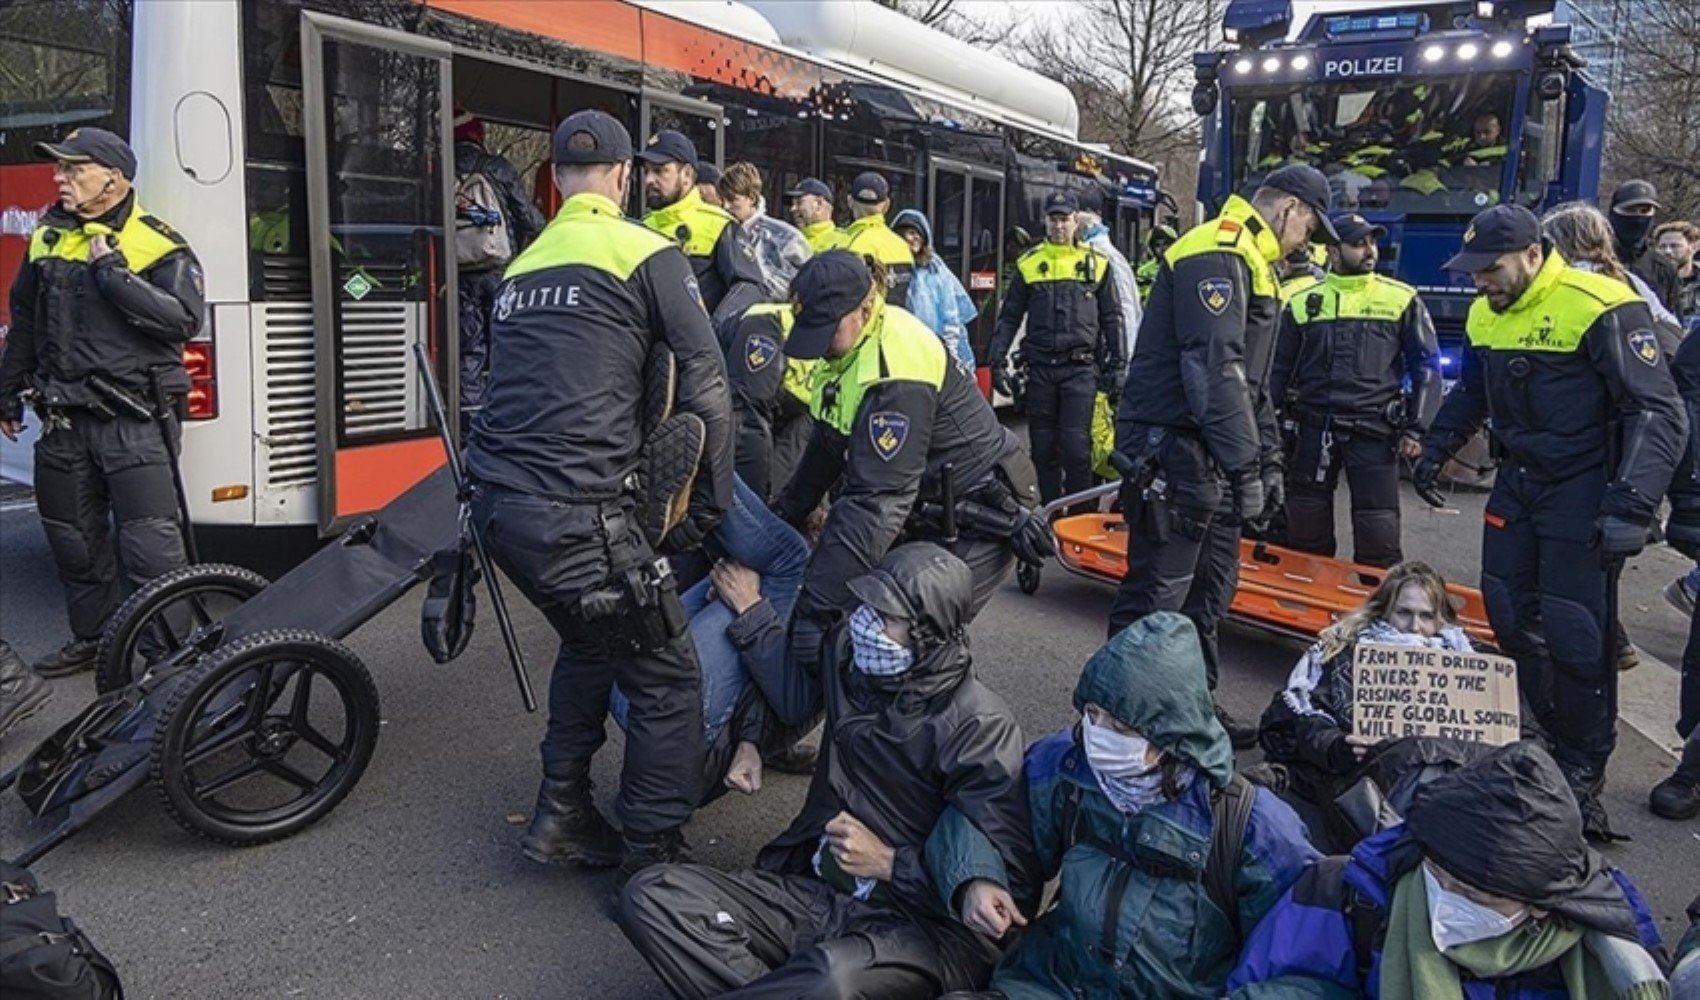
left=1227, top=825, right=1665, bottom=1000
left=891, top=209, right=978, bottom=371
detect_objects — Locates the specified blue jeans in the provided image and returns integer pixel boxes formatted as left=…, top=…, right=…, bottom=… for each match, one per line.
left=612, top=476, right=810, bottom=745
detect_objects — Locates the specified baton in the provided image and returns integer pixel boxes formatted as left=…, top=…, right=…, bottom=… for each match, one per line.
left=414, top=342, right=537, bottom=713
left=145, top=369, right=200, bottom=564
left=939, top=462, right=958, bottom=545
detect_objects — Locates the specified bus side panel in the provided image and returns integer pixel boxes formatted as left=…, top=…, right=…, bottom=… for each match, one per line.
left=333, top=437, right=446, bottom=518
left=186, top=304, right=257, bottom=526
left=424, top=0, right=642, bottom=62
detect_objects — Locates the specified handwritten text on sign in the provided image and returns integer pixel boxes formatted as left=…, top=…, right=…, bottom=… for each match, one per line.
left=1351, top=643, right=1519, bottom=746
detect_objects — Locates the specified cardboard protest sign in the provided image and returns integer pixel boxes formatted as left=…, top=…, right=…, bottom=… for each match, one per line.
left=1351, top=642, right=1519, bottom=746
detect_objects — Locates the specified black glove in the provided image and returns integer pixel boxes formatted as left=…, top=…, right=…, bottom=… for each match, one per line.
left=1228, top=466, right=1265, bottom=525
left=991, top=363, right=1013, bottom=398
left=1596, top=514, right=1649, bottom=558
left=1258, top=464, right=1284, bottom=526
left=1009, top=508, right=1056, bottom=567
left=1411, top=454, right=1445, bottom=508
left=1097, top=367, right=1125, bottom=400
left=1666, top=507, right=1700, bottom=560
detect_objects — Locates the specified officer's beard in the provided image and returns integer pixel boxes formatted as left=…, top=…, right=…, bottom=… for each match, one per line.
left=1338, top=251, right=1377, bottom=276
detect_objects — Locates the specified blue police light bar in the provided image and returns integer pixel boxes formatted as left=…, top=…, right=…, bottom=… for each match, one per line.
left=1223, top=0, right=1293, bottom=46
left=1324, top=11, right=1429, bottom=38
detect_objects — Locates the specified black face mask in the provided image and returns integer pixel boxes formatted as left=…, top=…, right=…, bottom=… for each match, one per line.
left=1611, top=212, right=1654, bottom=254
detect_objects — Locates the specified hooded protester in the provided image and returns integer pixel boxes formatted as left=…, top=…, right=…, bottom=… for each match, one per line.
left=1229, top=741, right=1669, bottom=1000
left=892, top=208, right=979, bottom=371
left=618, top=544, right=1040, bottom=998
left=925, top=613, right=1318, bottom=999
left=1606, top=180, right=1660, bottom=271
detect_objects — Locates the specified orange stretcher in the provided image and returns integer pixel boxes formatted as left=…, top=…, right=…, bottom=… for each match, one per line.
left=1022, top=484, right=1496, bottom=648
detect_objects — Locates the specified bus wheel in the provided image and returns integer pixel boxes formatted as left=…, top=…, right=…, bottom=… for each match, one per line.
left=96, top=564, right=269, bottom=695
left=1017, top=562, right=1042, bottom=595
left=150, top=629, right=379, bottom=847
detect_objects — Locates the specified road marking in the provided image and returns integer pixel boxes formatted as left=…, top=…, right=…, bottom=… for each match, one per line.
left=0, top=498, right=37, bottom=514
left=1621, top=647, right=1683, bottom=758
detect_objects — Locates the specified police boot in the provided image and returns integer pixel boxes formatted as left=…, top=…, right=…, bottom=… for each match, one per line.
left=0, top=640, right=53, bottom=738
left=762, top=740, right=819, bottom=776
left=1214, top=701, right=1260, bottom=751
left=521, top=766, right=622, bottom=869
left=1560, top=761, right=1625, bottom=843
left=616, top=828, right=691, bottom=889
left=33, top=638, right=98, bottom=679
left=1649, top=735, right=1700, bottom=821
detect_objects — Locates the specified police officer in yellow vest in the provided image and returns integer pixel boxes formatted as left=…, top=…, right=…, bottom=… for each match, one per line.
left=786, top=177, right=845, bottom=254
left=839, top=172, right=916, bottom=310
left=777, top=252, right=1049, bottom=670
left=0, top=128, right=205, bottom=678
left=719, top=302, right=815, bottom=499
left=639, top=130, right=765, bottom=323
left=989, top=191, right=1126, bottom=504
left=1416, top=204, right=1686, bottom=839
left=1134, top=222, right=1178, bottom=304
left=1269, top=213, right=1441, bottom=568
left=465, top=111, right=734, bottom=879
left=1109, top=164, right=1339, bottom=748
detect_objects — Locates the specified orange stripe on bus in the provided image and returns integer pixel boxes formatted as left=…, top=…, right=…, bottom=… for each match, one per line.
left=335, top=437, right=447, bottom=518
left=422, top=0, right=642, bottom=61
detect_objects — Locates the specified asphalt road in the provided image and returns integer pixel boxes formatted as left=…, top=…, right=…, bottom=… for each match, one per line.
left=2, top=483, right=1696, bottom=999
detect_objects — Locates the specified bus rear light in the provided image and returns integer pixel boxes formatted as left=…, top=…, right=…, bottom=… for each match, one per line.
left=184, top=341, right=217, bottom=420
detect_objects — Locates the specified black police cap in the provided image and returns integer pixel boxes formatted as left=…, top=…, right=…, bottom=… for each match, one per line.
left=552, top=110, right=633, bottom=165
left=1045, top=191, right=1080, bottom=216
left=850, top=172, right=890, bottom=205
left=1443, top=204, right=1542, bottom=273
left=35, top=127, right=137, bottom=180
left=1330, top=212, right=1386, bottom=244
left=637, top=129, right=699, bottom=166
left=786, top=250, right=872, bottom=360
left=1262, top=164, right=1339, bottom=244
left=786, top=178, right=833, bottom=201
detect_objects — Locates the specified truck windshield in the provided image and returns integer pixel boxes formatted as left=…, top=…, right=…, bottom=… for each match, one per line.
left=1227, top=74, right=1517, bottom=215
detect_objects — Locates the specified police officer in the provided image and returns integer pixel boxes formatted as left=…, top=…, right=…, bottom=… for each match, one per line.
left=988, top=191, right=1126, bottom=504
left=838, top=172, right=916, bottom=309
left=0, top=128, right=205, bottom=678
left=465, top=111, right=734, bottom=877
left=638, top=130, right=765, bottom=323
left=719, top=302, right=808, bottom=499
left=786, top=177, right=844, bottom=254
left=1109, top=164, right=1339, bottom=748
left=1277, top=244, right=1328, bottom=303
left=1416, top=204, right=1686, bottom=838
left=1134, top=222, right=1178, bottom=304
left=1270, top=213, right=1441, bottom=567
left=776, top=251, right=1048, bottom=669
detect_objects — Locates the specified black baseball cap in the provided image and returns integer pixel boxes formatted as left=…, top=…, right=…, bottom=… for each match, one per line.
left=35, top=127, right=137, bottom=180
left=695, top=161, right=722, bottom=185
left=1331, top=212, right=1386, bottom=244
left=786, top=177, right=833, bottom=201
left=1044, top=191, right=1079, bottom=216
left=1443, top=204, right=1541, bottom=273
left=637, top=129, right=698, bottom=166
left=850, top=171, right=890, bottom=205
left=786, top=250, right=872, bottom=360
left=1609, top=179, right=1660, bottom=214
left=552, top=110, right=633, bottom=165
left=1262, top=164, right=1339, bottom=244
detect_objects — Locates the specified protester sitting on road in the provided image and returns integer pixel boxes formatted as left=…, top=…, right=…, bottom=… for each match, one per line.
left=1228, top=741, right=1669, bottom=1000
left=1259, top=561, right=1476, bottom=805
left=891, top=208, right=978, bottom=371
left=924, top=612, right=1317, bottom=999
left=618, top=543, right=1040, bottom=997
left=608, top=476, right=810, bottom=804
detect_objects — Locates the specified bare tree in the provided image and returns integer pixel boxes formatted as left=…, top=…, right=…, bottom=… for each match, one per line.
left=870, top=0, right=1015, bottom=49
left=1594, top=0, right=1700, bottom=219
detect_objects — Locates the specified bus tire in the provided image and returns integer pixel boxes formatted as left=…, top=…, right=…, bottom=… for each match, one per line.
left=96, top=563, right=269, bottom=695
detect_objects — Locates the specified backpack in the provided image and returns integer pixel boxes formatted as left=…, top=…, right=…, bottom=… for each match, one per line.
left=0, top=862, right=122, bottom=1000
left=454, top=158, right=512, bottom=272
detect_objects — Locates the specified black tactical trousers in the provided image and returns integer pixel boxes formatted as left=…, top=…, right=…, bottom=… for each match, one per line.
left=1479, top=464, right=1614, bottom=773
left=1107, top=429, right=1238, bottom=687
left=34, top=410, right=188, bottom=641
left=1025, top=361, right=1096, bottom=504
left=618, top=864, right=996, bottom=999
left=1284, top=420, right=1403, bottom=568
left=471, top=483, right=704, bottom=836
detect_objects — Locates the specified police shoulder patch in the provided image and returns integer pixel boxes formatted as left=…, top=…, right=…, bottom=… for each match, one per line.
left=1198, top=277, right=1233, bottom=316
left=868, top=411, right=910, bottom=462
left=745, top=332, right=778, bottom=372
left=1627, top=328, right=1660, bottom=367
left=683, top=275, right=706, bottom=315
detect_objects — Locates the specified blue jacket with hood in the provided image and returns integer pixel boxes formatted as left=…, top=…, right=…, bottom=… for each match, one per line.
left=892, top=208, right=978, bottom=371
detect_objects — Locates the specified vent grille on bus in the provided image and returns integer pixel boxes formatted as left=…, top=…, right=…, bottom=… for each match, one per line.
left=257, top=303, right=317, bottom=489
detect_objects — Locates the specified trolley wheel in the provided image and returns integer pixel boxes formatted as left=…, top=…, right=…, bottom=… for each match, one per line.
left=150, top=629, right=379, bottom=847
left=1017, top=561, right=1042, bottom=595
left=96, top=563, right=269, bottom=694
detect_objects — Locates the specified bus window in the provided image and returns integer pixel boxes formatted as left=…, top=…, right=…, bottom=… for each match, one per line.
left=0, top=0, right=132, bottom=165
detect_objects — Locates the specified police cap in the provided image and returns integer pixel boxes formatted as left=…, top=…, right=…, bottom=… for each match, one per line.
left=1262, top=164, right=1340, bottom=244
left=1443, top=204, right=1542, bottom=273
left=786, top=250, right=872, bottom=361
left=1044, top=191, right=1080, bottom=216
left=695, top=161, right=722, bottom=184
left=35, top=127, right=137, bottom=180
left=786, top=178, right=833, bottom=201
left=1330, top=212, right=1386, bottom=244
left=636, top=129, right=699, bottom=166
left=552, top=110, right=632, bottom=165
left=850, top=172, right=890, bottom=205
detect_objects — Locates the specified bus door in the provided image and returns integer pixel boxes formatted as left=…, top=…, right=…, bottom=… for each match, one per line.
left=300, top=13, right=455, bottom=535
left=928, top=159, right=1004, bottom=368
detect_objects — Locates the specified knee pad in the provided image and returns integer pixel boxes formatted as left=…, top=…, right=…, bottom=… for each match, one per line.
left=1352, top=509, right=1402, bottom=564
left=40, top=517, right=104, bottom=581
left=1540, top=593, right=1606, bottom=679
left=118, top=515, right=189, bottom=582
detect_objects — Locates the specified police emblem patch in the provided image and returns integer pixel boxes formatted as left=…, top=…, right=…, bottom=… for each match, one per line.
left=1628, top=329, right=1660, bottom=367
left=746, top=333, right=778, bottom=372
left=869, top=411, right=910, bottom=462
left=683, top=276, right=706, bottom=315
left=493, top=281, right=519, bottom=322
left=1198, top=278, right=1233, bottom=316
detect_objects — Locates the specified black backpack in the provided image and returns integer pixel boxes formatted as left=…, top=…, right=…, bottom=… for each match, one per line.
left=0, top=862, right=121, bottom=1000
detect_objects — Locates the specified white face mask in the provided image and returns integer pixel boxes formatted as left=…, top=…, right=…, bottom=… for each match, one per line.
left=1083, top=716, right=1168, bottom=814
left=1423, top=864, right=1527, bottom=952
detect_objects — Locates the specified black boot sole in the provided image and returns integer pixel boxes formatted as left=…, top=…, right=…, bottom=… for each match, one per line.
left=521, top=839, right=622, bottom=869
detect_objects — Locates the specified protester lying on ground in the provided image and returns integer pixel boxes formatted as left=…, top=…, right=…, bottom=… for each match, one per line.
left=1228, top=741, right=1670, bottom=1000
left=617, top=543, right=1040, bottom=997
left=925, top=612, right=1318, bottom=999
left=1259, top=561, right=1477, bottom=805
left=609, top=476, right=810, bottom=804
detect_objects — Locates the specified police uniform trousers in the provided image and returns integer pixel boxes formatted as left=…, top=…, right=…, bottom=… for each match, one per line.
left=1284, top=419, right=1403, bottom=568
left=1107, top=429, right=1238, bottom=687
left=457, top=268, right=504, bottom=436
left=618, top=864, right=998, bottom=999
left=470, top=483, right=704, bottom=835
left=1479, top=464, right=1615, bottom=774
left=34, top=409, right=189, bottom=642
left=1025, top=359, right=1097, bottom=504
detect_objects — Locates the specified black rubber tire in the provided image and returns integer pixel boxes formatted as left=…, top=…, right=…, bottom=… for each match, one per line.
left=150, top=629, right=379, bottom=848
left=96, top=563, right=269, bottom=694
left=1017, top=561, right=1042, bottom=595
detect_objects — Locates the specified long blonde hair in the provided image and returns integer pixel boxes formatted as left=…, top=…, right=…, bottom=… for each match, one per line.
left=1541, top=201, right=1630, bottom=284
left=1319, top=560, right=1459, bottom=660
